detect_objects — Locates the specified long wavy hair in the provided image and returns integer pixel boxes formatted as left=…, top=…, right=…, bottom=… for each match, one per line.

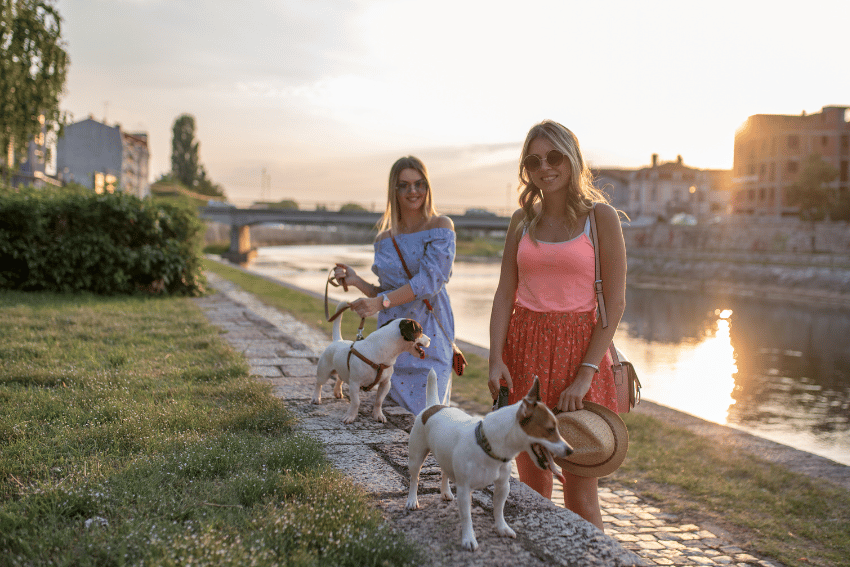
left=376, top=156, right=438, bottom=235
left=517, top=120, right=609, bottom=242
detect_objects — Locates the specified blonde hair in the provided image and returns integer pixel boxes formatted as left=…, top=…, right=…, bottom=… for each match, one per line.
left=377, top=156, right=438, bottom=235
left=517, top=120, right=609, bottom=242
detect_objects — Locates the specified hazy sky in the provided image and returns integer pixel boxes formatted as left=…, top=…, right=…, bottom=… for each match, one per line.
left=55, top=0, right=850, bottom=209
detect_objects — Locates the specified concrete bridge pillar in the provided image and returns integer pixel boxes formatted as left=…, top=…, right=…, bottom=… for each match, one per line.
left=222, top=224, right=257, bottom=266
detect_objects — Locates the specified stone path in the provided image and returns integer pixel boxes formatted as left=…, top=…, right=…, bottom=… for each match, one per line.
left=194, top=270, right=797, bottom=566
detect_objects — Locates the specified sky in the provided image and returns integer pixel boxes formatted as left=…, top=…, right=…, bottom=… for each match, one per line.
left=54, top=0, right=850, bottom=210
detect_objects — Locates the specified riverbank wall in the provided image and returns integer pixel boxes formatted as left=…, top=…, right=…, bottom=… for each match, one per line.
left=205, top=220, right=850, bottom=306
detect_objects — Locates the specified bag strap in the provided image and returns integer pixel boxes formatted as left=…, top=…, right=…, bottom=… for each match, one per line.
left=390, top=234, right=456, bottom=346
left=587, top=204, right=609, bottom=329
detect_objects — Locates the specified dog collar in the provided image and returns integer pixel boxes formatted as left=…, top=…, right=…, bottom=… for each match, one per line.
left=475, top=421, right=510, bottom=463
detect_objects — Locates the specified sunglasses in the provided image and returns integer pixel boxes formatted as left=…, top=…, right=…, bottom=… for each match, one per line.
left=523, top=149, right=566, bottom=172
left=396, top=179, right=428, bottom=193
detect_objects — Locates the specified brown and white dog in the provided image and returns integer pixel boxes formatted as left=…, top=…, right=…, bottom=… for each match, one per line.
left=313, top=301, right=430, bottom=424
left=406, top=369, right=572, bottom=551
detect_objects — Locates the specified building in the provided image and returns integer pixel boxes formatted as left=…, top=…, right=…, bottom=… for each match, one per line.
left=56, top=116, right=150, bottom=198
left=625, top=154, right=731, bottom=222
left=8, top=114, right=62, bottom=189
left=732, top=106, right=850, bottom=216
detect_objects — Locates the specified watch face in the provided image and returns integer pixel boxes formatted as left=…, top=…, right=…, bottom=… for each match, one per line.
left=382, top=295, right=390, bottom=308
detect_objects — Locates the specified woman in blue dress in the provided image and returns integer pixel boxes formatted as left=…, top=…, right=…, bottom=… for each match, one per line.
left=333, top=156, right=456, bottom=415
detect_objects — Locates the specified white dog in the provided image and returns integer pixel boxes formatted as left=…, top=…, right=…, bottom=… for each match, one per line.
left=313, top=301, right=430, bottom=424
left=406, top=369, right=572, bottom=551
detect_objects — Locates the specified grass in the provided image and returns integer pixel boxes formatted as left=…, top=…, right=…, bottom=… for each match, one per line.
left=203, top=259, right=850, bottom=567
left=0, top=290, right=424, bottom=567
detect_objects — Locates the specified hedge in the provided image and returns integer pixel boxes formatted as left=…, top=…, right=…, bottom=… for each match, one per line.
left=0, top=187, right=206, bottom=295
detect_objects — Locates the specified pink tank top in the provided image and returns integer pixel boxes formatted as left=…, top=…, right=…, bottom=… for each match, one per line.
left=515, top=221, right=596, bottom=313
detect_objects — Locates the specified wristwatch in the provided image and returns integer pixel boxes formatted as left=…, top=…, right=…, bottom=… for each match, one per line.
left=381, top=294, right=391, bottom=310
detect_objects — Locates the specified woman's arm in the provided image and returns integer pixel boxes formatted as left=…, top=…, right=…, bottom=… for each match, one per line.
left=350, top=218, right=455, bottom=319
left=488, top=209, right=523, bottom=398
left=557, top=203, right=627, bottom=411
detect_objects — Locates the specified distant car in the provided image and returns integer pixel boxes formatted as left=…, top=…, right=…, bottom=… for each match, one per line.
left=464, top=208, right=497, bottom=216
left=669, top=213, right=697, bottom=226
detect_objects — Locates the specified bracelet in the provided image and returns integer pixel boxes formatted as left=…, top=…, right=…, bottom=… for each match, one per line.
left=580, top=362, right=599, bottom=373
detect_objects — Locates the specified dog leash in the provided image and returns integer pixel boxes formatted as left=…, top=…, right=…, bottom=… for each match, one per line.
left=325, top=267, right=386, bottom=390
left=325, top=268, right=366, bottom=341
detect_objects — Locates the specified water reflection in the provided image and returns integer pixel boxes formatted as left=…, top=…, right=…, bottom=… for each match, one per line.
left=620, top=287, right=850, bottom=464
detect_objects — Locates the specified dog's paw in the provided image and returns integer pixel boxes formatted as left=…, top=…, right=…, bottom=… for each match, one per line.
left=404, top=497, right=420, bottom=511
left=495, top=523, right=516, bottom=539
left=461, top=535, right=479, bottom=552
left=310, top=397, right=321, bottom=405
left=372, top=410, right=386, bottom=423
left=342, top=414, right=357, bottom=424
left=440, top=490, right=454, bottom=502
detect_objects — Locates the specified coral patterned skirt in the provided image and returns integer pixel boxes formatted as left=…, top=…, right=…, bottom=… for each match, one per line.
left=503, top=304, right=619, bottom=412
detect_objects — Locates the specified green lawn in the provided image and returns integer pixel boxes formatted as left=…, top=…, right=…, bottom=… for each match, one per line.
left=0, top=290, right=423, bottom=567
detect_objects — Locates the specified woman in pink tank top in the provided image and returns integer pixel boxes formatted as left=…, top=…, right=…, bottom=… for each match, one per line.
left=488, top=120, right=627, bottom=531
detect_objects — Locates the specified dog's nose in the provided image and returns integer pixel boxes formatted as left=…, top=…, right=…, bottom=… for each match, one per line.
left=562, top=442, right=574, bottom=457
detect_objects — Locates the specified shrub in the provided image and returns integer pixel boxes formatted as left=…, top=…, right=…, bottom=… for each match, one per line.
left=0, top=187, right=206, bottom=295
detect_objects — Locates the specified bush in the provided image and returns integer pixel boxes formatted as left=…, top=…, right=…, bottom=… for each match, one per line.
left=0, top=187, right=206, bottom=295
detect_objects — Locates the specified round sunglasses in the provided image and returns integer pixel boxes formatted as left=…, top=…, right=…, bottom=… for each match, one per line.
left=523, top=149, right=566, bottom=172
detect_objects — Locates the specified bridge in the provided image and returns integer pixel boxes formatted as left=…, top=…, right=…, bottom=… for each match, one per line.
left=198, top=207, right=511, bottom=264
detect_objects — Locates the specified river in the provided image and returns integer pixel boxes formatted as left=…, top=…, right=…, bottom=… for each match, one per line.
left=248, top=244, right=850, bottom=466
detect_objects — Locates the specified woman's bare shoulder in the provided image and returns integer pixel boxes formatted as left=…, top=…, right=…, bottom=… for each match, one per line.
left=429, top=215, right=455, bottom=231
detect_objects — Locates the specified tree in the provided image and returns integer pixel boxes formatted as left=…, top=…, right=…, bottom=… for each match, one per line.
left=0, top=0, right=69, bottom=182
left=787, top=154, right=839, bottom=221
left=170, top=114, right=224, bottom=198
left=170, top=114, right=200, bottom=188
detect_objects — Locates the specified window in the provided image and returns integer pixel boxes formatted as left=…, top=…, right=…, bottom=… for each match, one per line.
left=787, top=135, right=799, bottom=150
left=822, top=135, right=829, bottom=148
left=841, top=161, right=849, bottom=183
left=760, top=164, right=766, bottom=178
left=759, top=188, right=766, bottom=201
left=787, top=161, right=798, bottom=175
left=748, top=189, right=755, bottom=201
left=842, top=135, right=849, bottom=152
left=769, top=162, right=775, bottom=181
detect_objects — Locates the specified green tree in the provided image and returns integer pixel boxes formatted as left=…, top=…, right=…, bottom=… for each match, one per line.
left=0, top=0, right=69, bottom=183
left=169, top=114, right=224, bottom=198
left=787, top=154, right=839, bottom=221
left=170, top=114, right=200, bottom=188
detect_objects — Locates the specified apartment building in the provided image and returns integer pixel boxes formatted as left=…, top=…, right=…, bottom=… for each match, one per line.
left=732, top=106, right=850, bottom=216
left=623, top=154, right=731, bottom=222
left=56, top=116, right=150, bottom=198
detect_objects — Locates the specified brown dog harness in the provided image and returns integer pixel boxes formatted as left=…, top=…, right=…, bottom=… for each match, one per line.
left=348, top=345, right=389, bottom=391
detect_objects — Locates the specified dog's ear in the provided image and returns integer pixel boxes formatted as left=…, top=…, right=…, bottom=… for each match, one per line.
left=517, top=376, right=540, bottom=422
left=398, top=319, right=423, bottom=342
left=524, top=376, right=541, bottom=404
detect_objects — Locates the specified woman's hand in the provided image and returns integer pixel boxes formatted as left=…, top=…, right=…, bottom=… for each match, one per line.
left=334, top=263, right=359, bottom=289
left=556, top=366, right=596, bottom=412
left=488, top=359, right=513, bottom=400
left=349, top=296, right=380, bottom=319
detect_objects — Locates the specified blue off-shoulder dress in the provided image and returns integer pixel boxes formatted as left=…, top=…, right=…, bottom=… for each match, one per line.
left=373, top=227, right=456, bottom=415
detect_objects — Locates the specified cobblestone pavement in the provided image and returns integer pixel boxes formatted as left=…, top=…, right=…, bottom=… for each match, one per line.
left=195, top=271, right=792, bottom=567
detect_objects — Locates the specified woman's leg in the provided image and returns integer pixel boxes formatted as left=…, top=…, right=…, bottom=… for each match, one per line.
left=515, top=451, right=553, bottom=499
left=561, top=471, right=604, bottom=531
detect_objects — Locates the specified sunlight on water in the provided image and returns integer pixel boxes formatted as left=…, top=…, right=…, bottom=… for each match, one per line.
left=618, top=310, right=737, bottom=425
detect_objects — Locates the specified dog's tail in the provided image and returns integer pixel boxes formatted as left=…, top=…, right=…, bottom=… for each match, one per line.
left=424, top=368, right=439, bottom=409
left=331, top=300, right=348, bottom=342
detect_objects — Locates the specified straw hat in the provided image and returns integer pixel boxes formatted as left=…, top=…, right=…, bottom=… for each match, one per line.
left=554, top=401, right=628, bottom=478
